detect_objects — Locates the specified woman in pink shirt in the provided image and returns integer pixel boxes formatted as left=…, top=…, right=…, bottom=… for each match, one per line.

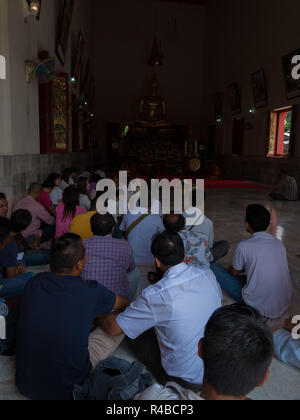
left=56, top=186, right=86, bottom=238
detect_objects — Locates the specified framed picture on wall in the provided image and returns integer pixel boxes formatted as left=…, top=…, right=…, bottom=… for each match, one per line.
left=252, top=69, right=268, bottom=108
left=283, top=49, right=300, bottom=100
left=229, top=83, right=242, bottom=115
left=56, top=0, right=75, bottom=66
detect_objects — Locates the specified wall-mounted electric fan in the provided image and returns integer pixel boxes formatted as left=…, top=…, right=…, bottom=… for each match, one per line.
left=25, top=58, right=56, bottom=83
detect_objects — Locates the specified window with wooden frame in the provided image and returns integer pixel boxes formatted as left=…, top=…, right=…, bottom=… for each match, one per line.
left=267, top=107, right=294, bottom=157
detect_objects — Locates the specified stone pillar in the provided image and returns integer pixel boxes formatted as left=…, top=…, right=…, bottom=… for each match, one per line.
left=0, top=0, right=13, bottom=155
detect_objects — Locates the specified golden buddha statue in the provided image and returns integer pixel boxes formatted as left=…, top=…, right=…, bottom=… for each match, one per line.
left=139, top=72, right=169, bottom=127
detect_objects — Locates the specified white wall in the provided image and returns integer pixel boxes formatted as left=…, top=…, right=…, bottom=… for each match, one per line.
left=0, top=0, right=93, bottom=156
left=0, top=0, right=93, bottom=203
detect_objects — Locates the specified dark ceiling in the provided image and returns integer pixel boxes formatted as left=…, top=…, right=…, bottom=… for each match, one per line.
left=160, top=0, right=209, bottom=5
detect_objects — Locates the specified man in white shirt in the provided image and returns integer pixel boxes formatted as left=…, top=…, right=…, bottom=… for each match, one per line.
left=212, top=204, right=292, bottom=320
left=98, top=232, right=222, bottom=391
left=120, top=204, right=165, bottom=291
left=135, top=304, right=274, bottom=401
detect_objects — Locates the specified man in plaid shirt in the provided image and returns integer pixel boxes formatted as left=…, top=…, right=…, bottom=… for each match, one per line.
left=82, top=214, right=137, bottom=299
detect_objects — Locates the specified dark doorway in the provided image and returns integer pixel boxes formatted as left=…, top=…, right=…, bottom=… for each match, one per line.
left=208, top=125, right=216, bottom=158
left=232, top=118, right=245, bottom=156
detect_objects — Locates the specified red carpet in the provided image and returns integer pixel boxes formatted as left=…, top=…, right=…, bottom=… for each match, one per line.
left=109, top=172, right=268, bottom=190
left=204, top=180, right=268, bottom=190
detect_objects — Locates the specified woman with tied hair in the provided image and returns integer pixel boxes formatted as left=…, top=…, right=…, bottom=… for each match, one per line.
left=55, top=186, right=86, bottom=238
left=77, top=177, right=92, bottom=212
left=48, top=173, right=63, bottom=206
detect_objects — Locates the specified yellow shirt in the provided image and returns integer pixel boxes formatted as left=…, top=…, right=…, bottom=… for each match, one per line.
left=69, top=211, right=97, bottom=240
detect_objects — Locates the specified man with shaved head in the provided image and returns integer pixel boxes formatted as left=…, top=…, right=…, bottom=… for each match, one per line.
left=13, top=183, right=55, bottom=244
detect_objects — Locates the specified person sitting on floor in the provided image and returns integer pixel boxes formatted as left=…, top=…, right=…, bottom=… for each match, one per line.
left=77, top=177, right=92, bottom=212
left=56, top=186, right=86, bottom=238
left=184, top=188, right=230, bottom=262
left=48, top=173, right=63, bottom=206
left=89, top=174, right=102, bottom=201
left=81, top=213, right=139, bottom=300
left=10, top=210, right=50, bottom=267
left=69, top=196, right=123, bottom=240
left=211, top=204, right=293, bottom=320
left=37, top=178, right=56, bottom=217
left=135, top=303, right=274, bottom=401
left=269, top=170, right=298, bottom=201
left=77, top=167, right=93, bottom=182
left=60, top=168, right=73, bottom=191
left=0, top=193, right=8, bottom=218
left=119, top=197, right=164, bottom=290
left=16, top=233, right=130, bottom=401
left=13, top=183, right=55, bottom=245
left=163, top=213, right=213, bottom=268
left=99, top=232, right=222, bottom=392
left=68, top=168, right=77, bottom=186
left=0, top=218, right=35, bottom=301
left=273, top=317, right=300, bottom=370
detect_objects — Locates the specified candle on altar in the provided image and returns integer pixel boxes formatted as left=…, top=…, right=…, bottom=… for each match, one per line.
left=195, top=140, right=198, bottom=155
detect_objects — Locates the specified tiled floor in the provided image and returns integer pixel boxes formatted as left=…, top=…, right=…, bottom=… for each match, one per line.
left=1, top=187, right=300, bottom=400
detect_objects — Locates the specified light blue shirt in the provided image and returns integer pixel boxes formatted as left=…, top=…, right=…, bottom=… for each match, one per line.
left=185, top=215, right=214, bottom=250
left=120, top=210, right=164, bottom=265
left=274, top=330, right=300, bottom=370
left=117, top=263, right=222, bottom=385
left=179, top=230, right=213, bottom=268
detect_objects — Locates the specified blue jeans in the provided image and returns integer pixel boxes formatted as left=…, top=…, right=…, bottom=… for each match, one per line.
left=23, top=249, right=50, bottom=267
left=211, top=263, right=246, bottom=303
left=0, top=272, right=35, bottom=300
left=73, top=356, right=152, bottom=401
left=127, top=268, right=140, bottom=301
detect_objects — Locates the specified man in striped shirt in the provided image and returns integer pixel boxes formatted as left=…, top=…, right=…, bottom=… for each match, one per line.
left=269, top=171, right=298, bottom=201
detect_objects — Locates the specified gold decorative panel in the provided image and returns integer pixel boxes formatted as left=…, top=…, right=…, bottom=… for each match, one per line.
left=53, top=75, right=68, bottom=151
